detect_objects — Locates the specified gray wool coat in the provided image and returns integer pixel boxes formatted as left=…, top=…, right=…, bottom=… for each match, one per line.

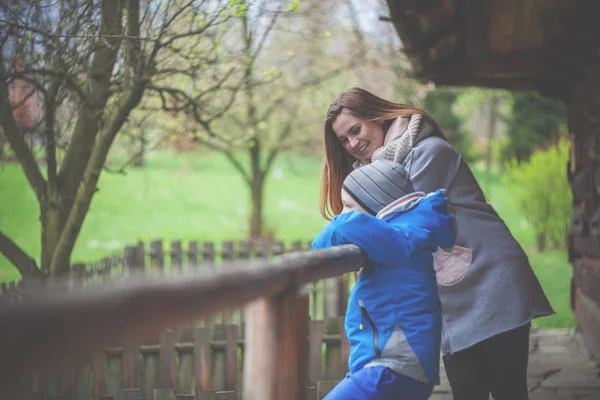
left=356, top=116, right=554, bottom=355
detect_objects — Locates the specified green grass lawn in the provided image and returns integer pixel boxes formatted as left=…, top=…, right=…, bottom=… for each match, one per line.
left=0, top=151, right=574, bottom=327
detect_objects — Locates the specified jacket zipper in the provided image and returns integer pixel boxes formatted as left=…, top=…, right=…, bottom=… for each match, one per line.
left=358, top=300, right=381, bottom=357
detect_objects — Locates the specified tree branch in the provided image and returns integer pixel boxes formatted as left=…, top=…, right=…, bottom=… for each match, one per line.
left=50, top=77, right=148, bottom=276
left=0, top=57, right=46, bottom=202
left=223, top=150, right=251, bottom=185
left=57, top=0, right=124, bottom=227
left=45, top=80, right=60, bottom=193
left=0, top=231, right=42, bottom=280
left=125, top=0, right=142, bottom=75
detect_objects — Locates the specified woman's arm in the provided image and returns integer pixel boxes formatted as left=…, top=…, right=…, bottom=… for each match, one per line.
left=404, top=137, right=463, bottom=193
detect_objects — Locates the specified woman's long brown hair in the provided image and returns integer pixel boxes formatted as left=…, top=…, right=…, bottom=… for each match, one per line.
left=320, top=87, right=437, bottom=220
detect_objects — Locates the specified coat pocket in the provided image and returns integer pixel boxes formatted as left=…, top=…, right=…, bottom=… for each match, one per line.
left=433, top=245, right=473, bottom=286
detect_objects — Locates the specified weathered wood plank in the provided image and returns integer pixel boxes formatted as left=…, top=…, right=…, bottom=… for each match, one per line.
left=573, top=258, right=600, bottom=306
left=324, top=318, right=342, bottom=381
left=338, top=317, right=350, bottom=377
left=161, top=331, right=177, bottom=390
left=193, top=327, right=212, bottom=391
left=177, top=328, right=194, bottom=394
left=171, top=241, right=183, bottom=272
left=308, top=321, right=324, bottom=386
left=151, top=240, right=165, bottom=276
left=225, top=325, right=238, bottom=392
left=123, top=343, right=140, bottom=389
left=575, top=290, right=600, bottom=361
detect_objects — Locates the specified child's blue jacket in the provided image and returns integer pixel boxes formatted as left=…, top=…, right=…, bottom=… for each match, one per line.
left=312, top=190, right=455, bottom=385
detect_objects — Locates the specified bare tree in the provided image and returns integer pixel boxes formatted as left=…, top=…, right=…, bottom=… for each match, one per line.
left=0, top=0, right=236, bottom=279
left=177, top=0, right=363, bottom=238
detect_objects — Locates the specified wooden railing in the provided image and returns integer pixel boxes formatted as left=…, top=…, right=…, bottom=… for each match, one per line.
left=0, top=244, right=365, bottom=400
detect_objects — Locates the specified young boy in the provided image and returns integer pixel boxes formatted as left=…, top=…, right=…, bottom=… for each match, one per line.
left=312, top=160, right=455, bottom=400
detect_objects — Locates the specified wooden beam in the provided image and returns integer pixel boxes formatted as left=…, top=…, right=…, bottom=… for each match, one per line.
left=386, top=0, right=458, bottom=52
left=490, top=0, right=548, bottom=52
left=472, top=53, right=545, bottom=79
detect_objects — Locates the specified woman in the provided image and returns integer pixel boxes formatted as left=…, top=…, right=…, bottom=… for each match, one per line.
left=320, top=87, right=554, bottom=400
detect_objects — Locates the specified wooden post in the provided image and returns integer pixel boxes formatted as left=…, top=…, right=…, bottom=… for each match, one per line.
left=75, top=357, right=92, bottom=400
left=243, top=287, right=310, bottom=400
left=225, top=325, right=238, bottom=392
left=136, top=241, right=146, bottom=274
left=338, top=317, right=349, bottom=376
left=70, top=263, right=86, bottom=290
left=308, top=321, right=324, bottom=387
left=171, top=241, right=183, bottom=272
left=237, top=241, right=253, bottom=338
left=101, top=258, right=111, bottom=282
left=193, top=327, right=212, bottom=391
left=123, top=343, right=140, bottom=389
left=125, top=243, right=144, bottom=275
left=324, top=318, right=341, bottom=381
left=202, top=242, right=216, bottom=328
left=272, top=241, right=285, bottom=257
left=254, top=241, right=271, bottom=260
left=221, top=241, right=235, bottom=324
left=178, top=328, right=194, bottom=394
left=211, top=325, right=226, bottom=390
left=203, top=242, right=215, bottom=264
left=143, top=338, right=160, bottom=398
left=188, top=241, right=199, bottom=267
left=151, top=240, right=165, bottom=276
left=105, top=355, right=121, bottom=400
left=92, top=352, right=104, bottom=400
left=161, top=331, right=177, bottom=390
left=290, top=241, right=302, bottom=253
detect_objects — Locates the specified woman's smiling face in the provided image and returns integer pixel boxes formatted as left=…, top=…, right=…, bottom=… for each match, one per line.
left=332, top=110, right=385, bottom=165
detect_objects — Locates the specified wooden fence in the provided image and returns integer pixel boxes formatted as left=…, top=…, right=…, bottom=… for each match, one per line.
left=10, top=319, right=348, bottom=400
left=0, top=241, right=360, bottom=400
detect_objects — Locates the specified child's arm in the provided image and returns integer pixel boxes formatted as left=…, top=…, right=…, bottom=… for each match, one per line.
left=312, top=211, right=438, bottom=266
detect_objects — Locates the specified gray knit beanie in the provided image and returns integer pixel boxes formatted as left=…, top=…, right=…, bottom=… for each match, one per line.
left=343, top=160, right=415, bottom=215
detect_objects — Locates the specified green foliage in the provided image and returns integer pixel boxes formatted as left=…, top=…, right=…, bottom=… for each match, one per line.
left=228, top=0, right=247, bottom=17
left=453, top=88, right=513, bottom=120
left=289, top=0, right=300, bottom=11
left=501, top=91, right=567, bottom=163
left=423, top=87, right=477, bottom=161
left=503, top=139, right=572, bottom=251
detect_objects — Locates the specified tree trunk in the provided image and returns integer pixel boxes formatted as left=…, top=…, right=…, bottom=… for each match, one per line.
left=132, top=129, right=145, bottom=167
left=485, top=96, right=499, bottom=198
left=250, top=174, right=264, bottom=239
left=40, top=195, right=63, bottom=275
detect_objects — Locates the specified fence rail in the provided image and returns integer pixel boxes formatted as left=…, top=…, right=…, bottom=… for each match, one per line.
left=0, top=244, right=365, bottom=400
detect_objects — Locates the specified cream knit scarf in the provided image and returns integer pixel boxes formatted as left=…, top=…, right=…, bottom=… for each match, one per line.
left=371, top=114, right=437, bottom=164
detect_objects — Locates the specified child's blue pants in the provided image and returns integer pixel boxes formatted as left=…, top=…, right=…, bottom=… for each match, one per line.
left=323, top=366, right=433, bottom=400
